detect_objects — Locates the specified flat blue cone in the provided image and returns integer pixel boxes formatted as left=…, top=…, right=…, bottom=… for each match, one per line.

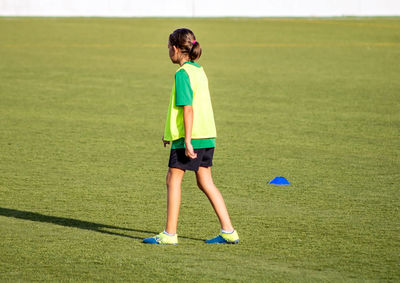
left=268, top=176, right=290, bottom=185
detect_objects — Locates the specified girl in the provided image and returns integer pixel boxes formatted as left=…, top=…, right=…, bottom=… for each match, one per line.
left=143, top=28, right=239, bottom=245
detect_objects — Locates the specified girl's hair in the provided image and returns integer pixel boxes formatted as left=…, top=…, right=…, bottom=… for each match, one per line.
left=169, top=28, right=202, bottom=61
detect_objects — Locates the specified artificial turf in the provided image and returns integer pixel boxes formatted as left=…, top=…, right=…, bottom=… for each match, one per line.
left=0, top=17, right=399, bottom=282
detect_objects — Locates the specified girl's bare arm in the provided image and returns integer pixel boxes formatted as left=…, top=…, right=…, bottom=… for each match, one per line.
left=183, top=105, right=197, bottom=159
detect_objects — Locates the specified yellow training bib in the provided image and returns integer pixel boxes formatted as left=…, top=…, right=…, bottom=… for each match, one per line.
left=164, top=63, right=217, bottom=141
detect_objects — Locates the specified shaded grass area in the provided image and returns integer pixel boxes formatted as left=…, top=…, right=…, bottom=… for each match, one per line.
left=0, top=17, right=399, bottom=281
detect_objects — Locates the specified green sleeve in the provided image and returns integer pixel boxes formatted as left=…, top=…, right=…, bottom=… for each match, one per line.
left=175, top=69, right=193, bottom=106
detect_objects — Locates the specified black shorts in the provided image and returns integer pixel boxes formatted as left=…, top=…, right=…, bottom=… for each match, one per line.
left=168, top=147, right=214, bottom=172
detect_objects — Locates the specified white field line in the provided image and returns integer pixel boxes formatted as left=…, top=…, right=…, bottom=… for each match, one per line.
left=257, top=18, right=400, bottom=30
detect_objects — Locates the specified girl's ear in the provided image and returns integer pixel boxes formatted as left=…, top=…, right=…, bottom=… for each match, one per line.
left=173, top=45, right=179, bottom=54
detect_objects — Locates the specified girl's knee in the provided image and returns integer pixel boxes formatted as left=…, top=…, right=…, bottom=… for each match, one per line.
left=196, top=180, right=204, bottom=191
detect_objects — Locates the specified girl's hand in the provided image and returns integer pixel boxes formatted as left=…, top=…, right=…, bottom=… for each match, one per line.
left=162, top=136, right=170, bottom=148
left=185, top=142, right=197, bottom=159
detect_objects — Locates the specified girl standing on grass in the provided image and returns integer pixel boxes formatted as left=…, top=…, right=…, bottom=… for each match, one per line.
left=143, top=28, right=239, bottom=245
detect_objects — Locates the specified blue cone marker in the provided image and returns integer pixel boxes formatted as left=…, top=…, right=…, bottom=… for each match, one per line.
left=268, top=176, right=290, bottom=185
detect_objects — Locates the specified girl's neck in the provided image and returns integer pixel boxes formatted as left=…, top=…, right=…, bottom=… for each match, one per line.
left=179, top=57, right=190, bottom=66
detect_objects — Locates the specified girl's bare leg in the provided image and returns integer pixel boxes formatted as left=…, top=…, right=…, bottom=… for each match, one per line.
left=195, top=166, right=234, bottom=232
left=165, top=167, right=185, bottom=235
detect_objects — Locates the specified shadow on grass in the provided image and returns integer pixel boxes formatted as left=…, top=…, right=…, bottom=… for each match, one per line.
left=0, top=207, right=204, bottom=242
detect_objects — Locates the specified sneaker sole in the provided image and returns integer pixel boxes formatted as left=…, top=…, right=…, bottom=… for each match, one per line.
left=205, top=239, right=240, bottom=244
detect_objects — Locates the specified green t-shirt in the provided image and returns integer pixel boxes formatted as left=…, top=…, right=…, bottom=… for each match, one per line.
left=172, top=61, right=215, bottom=149
left=171, top=137, right=216, bottom=149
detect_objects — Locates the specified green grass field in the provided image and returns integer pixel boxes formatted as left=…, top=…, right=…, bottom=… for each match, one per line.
left=1, top=17, right=399, bottom=282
